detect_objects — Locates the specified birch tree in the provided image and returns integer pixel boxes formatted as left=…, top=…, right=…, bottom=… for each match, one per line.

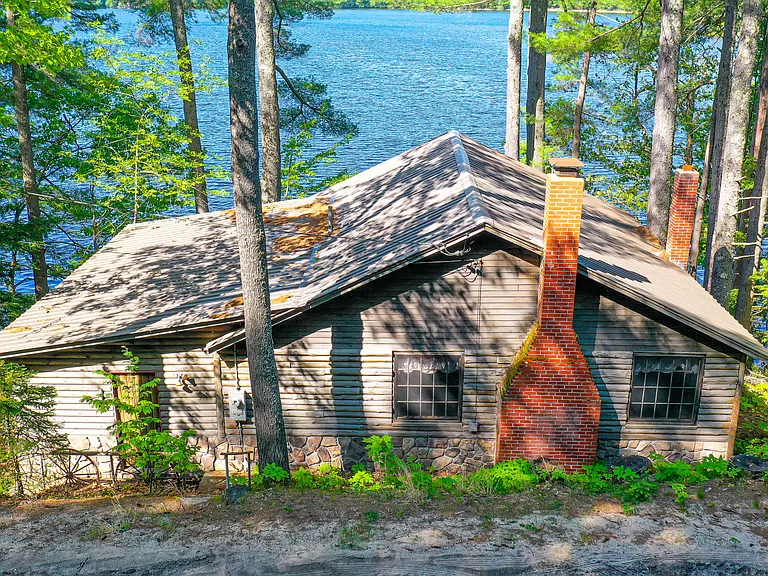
left=505, top=0, right=523, bottom=160
left=709, top=0, right=763, bottom=307
left=525, top=0, right=547, bottom=167
left=227, top=0, right=290, bottom=471
left=646, top=0, right=684, bottom=245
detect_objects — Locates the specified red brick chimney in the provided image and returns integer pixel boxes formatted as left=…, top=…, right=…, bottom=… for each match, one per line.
left=497, top=158, right=601, bottom=473
left=666, top=166, right=700, bottom=270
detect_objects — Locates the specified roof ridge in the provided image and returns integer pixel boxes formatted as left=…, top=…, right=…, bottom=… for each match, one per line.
left=448, top=131, right=494, bottom=228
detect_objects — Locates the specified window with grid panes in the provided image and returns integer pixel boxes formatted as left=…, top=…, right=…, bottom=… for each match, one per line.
left=629, top=356, right=703, bottom=422
left=393, top=354, right=463, bottom=420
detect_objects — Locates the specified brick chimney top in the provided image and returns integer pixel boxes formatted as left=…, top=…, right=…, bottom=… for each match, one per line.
left=666, top=167, right=700, bottom=271
left=549, top=157, right=584, bottom=178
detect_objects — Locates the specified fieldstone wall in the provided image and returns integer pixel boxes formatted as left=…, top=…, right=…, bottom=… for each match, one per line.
left=598, top=438, right=729, bottom=462
left=64, top=434, right=495, bottom=475
left=287, top=436, right=494, bottom=473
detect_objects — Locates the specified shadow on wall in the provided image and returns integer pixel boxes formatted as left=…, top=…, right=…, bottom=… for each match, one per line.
left=271, top=237, right=535, bottom=469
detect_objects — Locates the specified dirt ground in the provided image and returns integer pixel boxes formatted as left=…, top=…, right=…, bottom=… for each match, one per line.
left=2, top=476, right=768, bottom=575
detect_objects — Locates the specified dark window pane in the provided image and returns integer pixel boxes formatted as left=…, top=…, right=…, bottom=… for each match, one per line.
left=656, top=387, right=669, bottom=404
left=434, top=371, right=447, bottom=387
left=630, top=403, right=642, bottom=418
left=683, top=388, right=695, bottom=404
left=631, top=386, right=644, bottom=403
left=658, top=371, right=672, bottom=389
left=642, top=405, right=655, bottom=418
left=643, top=387, right=657, bottom=402
left=680, top=404, right=694, bottom=420
left=670, top=387, right=683, bottom=404
left=654, top=405, right=667, bottom=419
left=393, top=354, right=462, bottom=420
left=671, top=371, right=684, bottom=388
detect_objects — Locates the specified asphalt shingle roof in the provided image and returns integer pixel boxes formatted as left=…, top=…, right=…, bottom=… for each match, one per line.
left=1, top=131, right=765, bottom=360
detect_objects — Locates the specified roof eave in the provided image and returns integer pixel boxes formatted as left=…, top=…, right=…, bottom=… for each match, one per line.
left=482, top=225, right=767, bottom=362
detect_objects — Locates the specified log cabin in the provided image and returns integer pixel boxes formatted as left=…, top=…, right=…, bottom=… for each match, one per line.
left=0, top=132, right=765, bottom=473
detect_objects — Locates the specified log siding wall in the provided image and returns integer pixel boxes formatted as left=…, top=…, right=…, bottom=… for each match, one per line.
left=574, top=276, right=744, bottom=460
left=7, top=236, right=746, bottom=472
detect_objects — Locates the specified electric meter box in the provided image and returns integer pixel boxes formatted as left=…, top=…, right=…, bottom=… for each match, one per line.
left=228, top=389, right=248, bottom=422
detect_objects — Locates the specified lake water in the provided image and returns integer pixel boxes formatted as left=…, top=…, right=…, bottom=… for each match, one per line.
left=113, top=8, right=617, bottom=209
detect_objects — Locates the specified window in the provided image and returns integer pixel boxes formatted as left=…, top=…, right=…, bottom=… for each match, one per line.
left=393, top=353, right=463, bottom=420
left=112, top=372, right=160, bottom=429
left=629, top=356, right=703, bottom=422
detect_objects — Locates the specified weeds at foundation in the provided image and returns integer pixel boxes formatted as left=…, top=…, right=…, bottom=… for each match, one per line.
left=227, top=436, right=753, bottom=513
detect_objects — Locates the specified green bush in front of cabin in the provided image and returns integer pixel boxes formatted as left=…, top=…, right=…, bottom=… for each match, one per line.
left=0, top=361, right=67, bottom=496
left=81, top=347, right=199, bottom=490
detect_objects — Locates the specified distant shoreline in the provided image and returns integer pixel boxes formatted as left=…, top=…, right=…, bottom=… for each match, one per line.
left=333, top=6, right=632, bottom=14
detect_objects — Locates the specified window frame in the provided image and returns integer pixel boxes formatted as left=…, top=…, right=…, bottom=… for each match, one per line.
left=391, top=351, right=464, bottom=422
left=626, top=353, right=705, bottom=424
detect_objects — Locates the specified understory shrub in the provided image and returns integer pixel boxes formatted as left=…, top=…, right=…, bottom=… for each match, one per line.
left=0, top=361, right=67, bottom=496
left=82, top=347, right=199, bottom=489
left=736, top=375, right=768, bottom=457
left=271, top=436, right=746, bottom=510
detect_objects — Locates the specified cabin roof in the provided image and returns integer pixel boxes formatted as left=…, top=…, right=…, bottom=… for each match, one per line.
left=1, top=131, right=765, bottom=360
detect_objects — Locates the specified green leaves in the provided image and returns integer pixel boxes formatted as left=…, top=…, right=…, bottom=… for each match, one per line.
left=281, top=120, right=353, bottom=199
left=0, top=1, right=84, bottom=74
left=81, top=347, right=200, bottom=484
left=0, top=360, right=67, bottom=495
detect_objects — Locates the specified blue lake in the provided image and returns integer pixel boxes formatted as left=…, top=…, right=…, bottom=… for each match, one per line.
left=112, top=8, right=620, bottom=209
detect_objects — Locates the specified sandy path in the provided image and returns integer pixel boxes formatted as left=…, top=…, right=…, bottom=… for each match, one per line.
left=1, top=483, right=768, bottom=575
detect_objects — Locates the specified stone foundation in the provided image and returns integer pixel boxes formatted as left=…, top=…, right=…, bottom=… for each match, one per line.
left=598, top=439, right=729, bottom=462
left=287, top=435, right=495, bottom=473
left=66, top=434, right=496, bottom=474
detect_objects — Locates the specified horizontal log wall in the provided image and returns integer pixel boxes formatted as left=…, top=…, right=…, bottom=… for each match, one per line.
left=7, top=237, right=746, bottom=469
left=573, top=277, right=744, bottom=460
left=220, top=243, right=541, bottom=466
left=19, top=330, right=227, bottom=448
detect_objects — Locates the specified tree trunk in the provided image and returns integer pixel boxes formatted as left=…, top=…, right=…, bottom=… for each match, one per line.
left=710, top=0, right=764, bottom=307
left=169, top=0, right=209, bottom=214
left=227, top=0, right=289, bottom=472
left=646, top=0, right=684, bottom=245
left=6, top=8, right=49, bottom=300
left=504, top=0, right=524, bottom=160
left=735, top=37, right=768, bottom=326
left=689, top=128, right=712, bottom=275
left=572, top=0, right=597, bottom=160
left=751, top=28, right=768, bottom=157
left=257, top=0, right=281, bottom=203
left=703, top=0, right=738, bottom=288
left=525, top=0, right=547, bottom=167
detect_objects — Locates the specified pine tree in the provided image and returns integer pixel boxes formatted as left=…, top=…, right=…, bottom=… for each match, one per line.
left=227, top=0, right=289, bottom=472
